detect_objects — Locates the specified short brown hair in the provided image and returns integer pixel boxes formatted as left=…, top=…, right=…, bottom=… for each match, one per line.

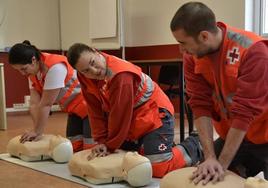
left=67, top=43, right=95, bottom=68
left=170, top=2, right=218, bottom=38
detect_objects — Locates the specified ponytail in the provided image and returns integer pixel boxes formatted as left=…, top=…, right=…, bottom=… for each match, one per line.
left=8, top=40, right=42, bottom=65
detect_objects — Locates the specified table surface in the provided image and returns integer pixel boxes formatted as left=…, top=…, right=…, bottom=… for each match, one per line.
left=129, top=58, right=182, bottom=64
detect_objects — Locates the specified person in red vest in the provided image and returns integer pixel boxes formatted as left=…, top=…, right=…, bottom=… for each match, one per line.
left=8, top=40, right=92, bottom=152
left=170, top=1, right=268, bottom=184
left=66, top=43, right=203, bottom=177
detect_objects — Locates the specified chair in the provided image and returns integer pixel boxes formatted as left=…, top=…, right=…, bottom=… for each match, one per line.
left=158, top=65, right=193, bottom=136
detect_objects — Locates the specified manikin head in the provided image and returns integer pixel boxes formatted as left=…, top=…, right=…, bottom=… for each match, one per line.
left=122, top=152, right=152, bottom=187
left=244, top=177, right=268, bottom=188
left=48, top=135, right=73, bottom=163
left=7, top=135, right=73, bottom=163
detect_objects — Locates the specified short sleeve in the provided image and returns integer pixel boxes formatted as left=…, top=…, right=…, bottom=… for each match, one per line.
left=43, top=63, right=67, bottom=90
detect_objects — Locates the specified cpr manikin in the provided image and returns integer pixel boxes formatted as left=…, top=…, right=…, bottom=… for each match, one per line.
left=245, top=177, right=268, bottom=188
left=68, top=150, right=152, bottom=187
left=160, top=167, right=268, bottom=188
left=7, top=134, right=73, bottom=163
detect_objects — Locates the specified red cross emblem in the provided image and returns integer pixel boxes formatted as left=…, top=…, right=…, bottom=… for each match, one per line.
left=158, top=143, right=167, bottom=151
left=227, top=47, right=240, bottom=65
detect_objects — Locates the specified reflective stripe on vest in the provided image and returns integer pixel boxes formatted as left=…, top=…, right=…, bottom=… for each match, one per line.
left=56, top=72, right=82, bottom=109
left=68, top=134, right=83, bottom=142
left=68, top=135, right=83, bottom=152
left=227, top=30, right=253, bottom=48
left=213, top=92, right=229, bottom=119
left=83, top=137, right=95, bottom=144
left=225, top=92, right=235, bottom=105
left=68, top=135, right=95, bottom=144
left=146, top=152, right=172, bottom=163
left=176, top=145, right=192, bottom=166
left=134, top=73, right=154, bottom=108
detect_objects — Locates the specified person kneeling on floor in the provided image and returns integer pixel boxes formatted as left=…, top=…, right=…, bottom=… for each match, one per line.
left=66, top=43, right=203, bottom=177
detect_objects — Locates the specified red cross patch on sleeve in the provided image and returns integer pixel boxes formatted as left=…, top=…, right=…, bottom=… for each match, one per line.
left=158, top=143, right=167, bottom=151
left=227, top=47, right=240, bottom=65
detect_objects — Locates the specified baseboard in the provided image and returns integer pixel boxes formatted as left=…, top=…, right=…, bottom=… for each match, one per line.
left=6, top=105, right=61, bottom=115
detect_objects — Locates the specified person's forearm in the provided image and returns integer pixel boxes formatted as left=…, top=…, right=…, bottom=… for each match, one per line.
left=33, top=104, right=51, bottom=135
left=218, top=127, right=246, bottom=170
left=29, top=103, right=39, bottom=125
left=195, top=116, right=216, bottom=159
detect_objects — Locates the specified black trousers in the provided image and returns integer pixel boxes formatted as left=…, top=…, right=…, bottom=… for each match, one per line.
left=66, top=114, right=91, bottom=139
left=214, top=137, right=268, bottom=180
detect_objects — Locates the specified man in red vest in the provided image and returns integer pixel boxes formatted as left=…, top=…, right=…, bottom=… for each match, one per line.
left=67, top=43, right=203, bottom=177
left=170, top=1, right=268, bottom=185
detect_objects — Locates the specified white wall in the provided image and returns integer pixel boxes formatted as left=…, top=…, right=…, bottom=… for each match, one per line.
left=59, top=0, right=90, bottom=50
left=123, top=0, right=246, bottom=47
left=0, top=0, right=246, bottom=50
left=0, top=0, right=60, bottom=50
left=59, top=0, right=121, bottom=50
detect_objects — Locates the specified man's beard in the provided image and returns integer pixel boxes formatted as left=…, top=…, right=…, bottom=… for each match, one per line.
left=196, top=46, right=219, bottom=58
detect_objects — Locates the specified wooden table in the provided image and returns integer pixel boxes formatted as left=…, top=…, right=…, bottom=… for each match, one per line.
left=130, top=59, right=193, bottom=142
left=0, top=63, right=7, bottom=130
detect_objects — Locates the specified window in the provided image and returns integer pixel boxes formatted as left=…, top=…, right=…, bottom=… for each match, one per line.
left=260, top=0, right=268, bottom=36
left=247, top=0, right=268, bottom=37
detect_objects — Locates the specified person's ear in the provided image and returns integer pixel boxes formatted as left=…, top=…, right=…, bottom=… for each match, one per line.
left=198, top=31, right=209, bottom=42
left=31, top=56, right=36, bottom=64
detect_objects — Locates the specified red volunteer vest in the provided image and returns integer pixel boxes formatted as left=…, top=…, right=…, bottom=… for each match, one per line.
left=29, top=53, right=87, bottom=118
left=193, top=22, right=268, bottom=144
left=80, top=53, right=174, bottom=140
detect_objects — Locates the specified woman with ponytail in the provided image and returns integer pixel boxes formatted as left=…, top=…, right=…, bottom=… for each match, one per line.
left=8, top=40, right=93, bottom=152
